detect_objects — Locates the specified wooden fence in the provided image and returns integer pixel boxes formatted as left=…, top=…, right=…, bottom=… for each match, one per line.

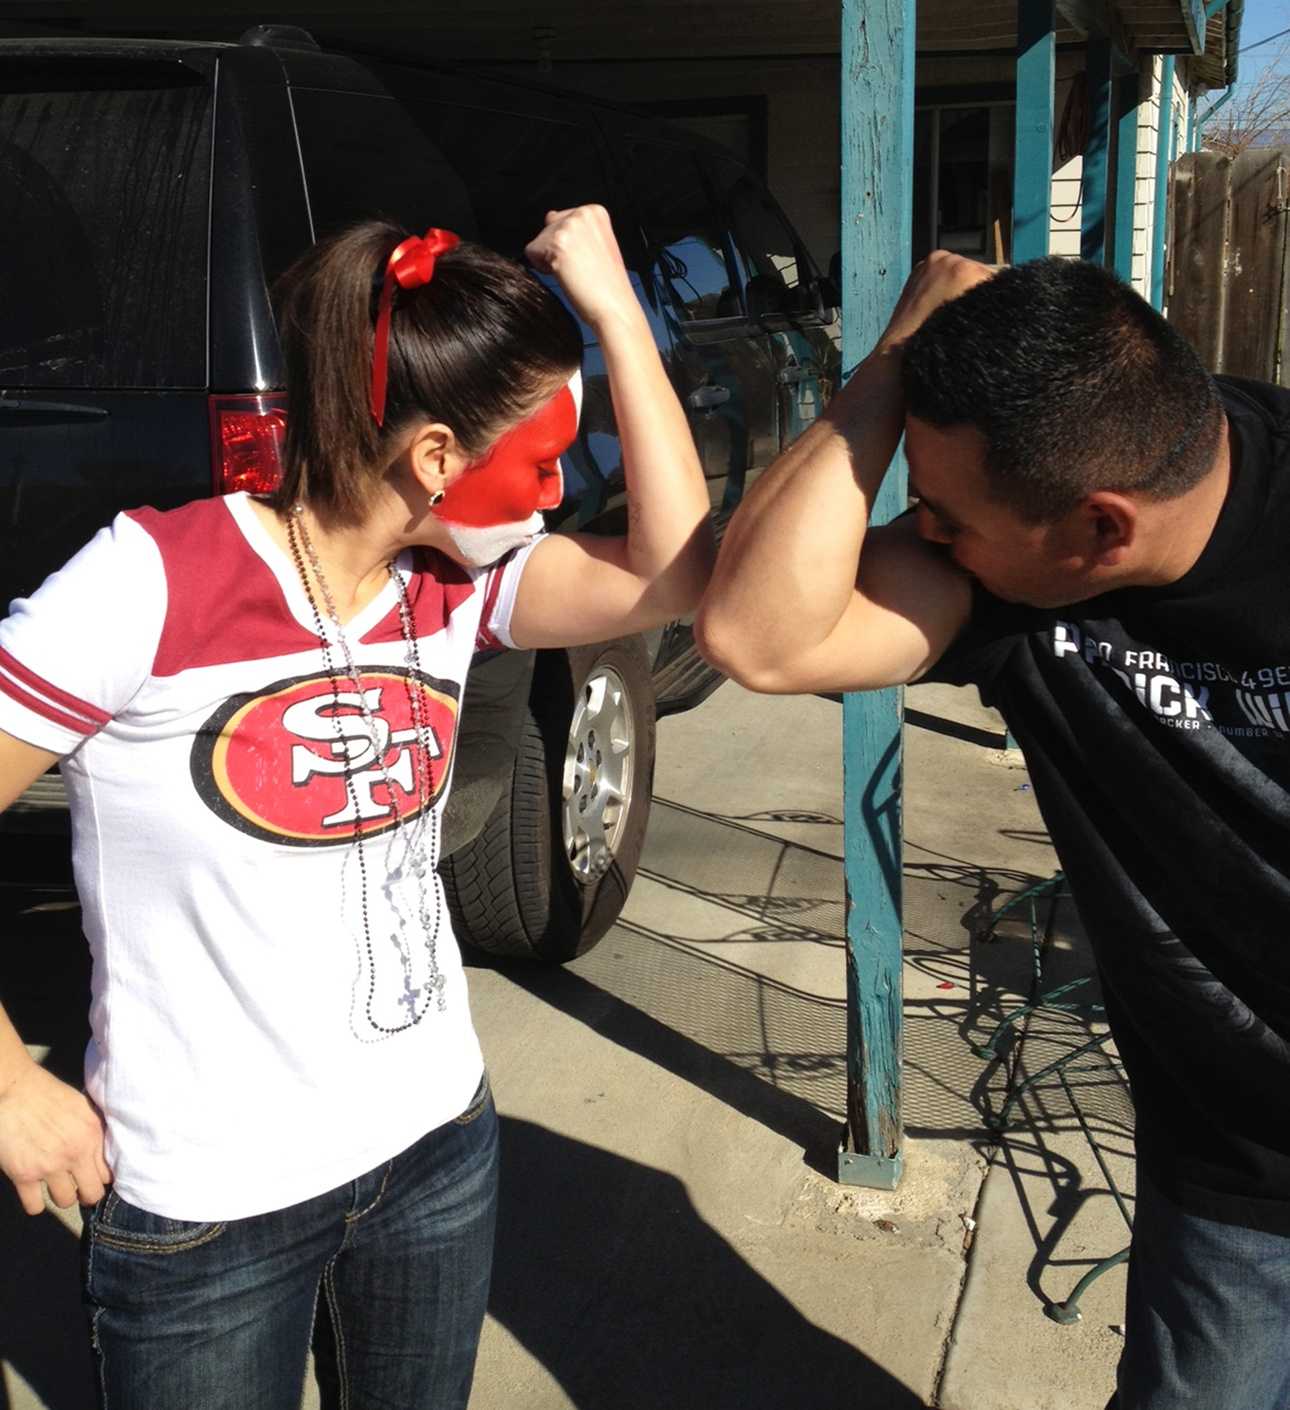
left=1167, top=147, right=1290, bottom=384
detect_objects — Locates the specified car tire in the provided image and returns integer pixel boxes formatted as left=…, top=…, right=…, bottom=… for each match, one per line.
left=443, top=635, right=656, bottom=962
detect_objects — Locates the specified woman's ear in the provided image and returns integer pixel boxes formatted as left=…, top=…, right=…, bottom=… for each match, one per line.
left=404, top=421, right=470, bottom=499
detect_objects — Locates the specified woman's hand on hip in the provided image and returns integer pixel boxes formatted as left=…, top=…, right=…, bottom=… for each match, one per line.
left=525, top=205, right=640, bottom=333
left=0, top=1057, right=112, bottom=1214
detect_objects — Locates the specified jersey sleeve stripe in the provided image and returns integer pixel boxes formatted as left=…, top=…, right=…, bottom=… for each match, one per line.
left=0, top=667, right=99, bottom=737
left=0, top=645, right=112, bottom=726
left=475, top=537, right=543, bottom=652
left=473, top=562, right=507, bottom=653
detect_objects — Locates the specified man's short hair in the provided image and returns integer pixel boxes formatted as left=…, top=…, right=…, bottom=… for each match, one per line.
left=901, top=257, right=1223, bottom=523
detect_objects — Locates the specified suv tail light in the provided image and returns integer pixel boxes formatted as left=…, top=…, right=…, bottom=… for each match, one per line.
left=209, top=393, right=288, bottom=496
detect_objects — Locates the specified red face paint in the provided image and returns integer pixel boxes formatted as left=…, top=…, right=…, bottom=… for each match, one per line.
left=434, top=384, right=577, bottom=528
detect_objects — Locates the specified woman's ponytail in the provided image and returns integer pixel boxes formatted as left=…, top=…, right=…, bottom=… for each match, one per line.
left=270, top=220, right=582, bottom=526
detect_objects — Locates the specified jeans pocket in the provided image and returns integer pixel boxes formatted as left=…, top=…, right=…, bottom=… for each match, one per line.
left=453, top=1071, right=492, bottom=1125
left=90, top=1190, right=227, bottom=1255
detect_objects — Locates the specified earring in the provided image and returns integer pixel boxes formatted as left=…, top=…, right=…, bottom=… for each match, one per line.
left=430, top=489, right=445, bottom=507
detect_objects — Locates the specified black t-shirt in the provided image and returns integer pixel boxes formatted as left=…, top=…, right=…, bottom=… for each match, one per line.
left=925, top=376, right=1290, bottom=1232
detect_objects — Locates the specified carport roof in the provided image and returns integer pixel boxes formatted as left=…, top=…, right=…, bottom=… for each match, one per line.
left=1, top=0, right=1218, bottom=63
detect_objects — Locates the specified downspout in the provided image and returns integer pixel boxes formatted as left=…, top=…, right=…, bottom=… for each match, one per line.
left=1150, top=55, right=1177, bottom=308
left=1196, top=85, right=1234, bottom=132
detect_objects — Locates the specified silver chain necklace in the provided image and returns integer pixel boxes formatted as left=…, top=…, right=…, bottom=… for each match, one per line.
left=285, top=504, right=447, bottom=1032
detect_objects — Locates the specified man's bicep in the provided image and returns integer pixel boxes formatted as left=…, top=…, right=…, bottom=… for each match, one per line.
left=761, top=518, right=972, bottom=694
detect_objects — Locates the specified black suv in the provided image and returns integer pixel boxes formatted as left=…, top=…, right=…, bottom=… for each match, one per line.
left=0, top=26, right=838, bottom=960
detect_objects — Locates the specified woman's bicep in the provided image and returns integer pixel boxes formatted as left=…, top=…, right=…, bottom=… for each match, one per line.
left=505, top=533, right=653, bottom=649
left=0, top=732, right=61, bottom=813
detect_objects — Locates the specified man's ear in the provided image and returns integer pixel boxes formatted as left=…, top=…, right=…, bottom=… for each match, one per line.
left=1080, top=491, right=1138, bottom=567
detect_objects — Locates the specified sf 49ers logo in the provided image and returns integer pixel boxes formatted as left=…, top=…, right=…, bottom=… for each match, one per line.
left=191, top=668, right=460, bottom=846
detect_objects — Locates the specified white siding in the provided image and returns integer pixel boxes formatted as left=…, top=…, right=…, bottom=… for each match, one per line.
left=1044, top=56, right=1188, bottom=298
left=1049, top=154, right=1084, bottom=258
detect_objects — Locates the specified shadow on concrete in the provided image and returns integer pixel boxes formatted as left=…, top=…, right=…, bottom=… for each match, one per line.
left=470, top=792, right=1136, bottom=1331
left=905, top=706, right=1007, bottom=751
left=489, top=1116, right=923, bottom=1410
left=465, top=811, right=1067, bottom=1166
left=467, top=947, right=845, bottom=1170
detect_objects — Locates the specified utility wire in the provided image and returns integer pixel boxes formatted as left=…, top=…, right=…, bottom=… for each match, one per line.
left=1237, top=24, right=1290, bottom=57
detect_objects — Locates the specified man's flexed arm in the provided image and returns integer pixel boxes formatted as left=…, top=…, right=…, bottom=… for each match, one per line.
left=694, top=253, right=990, bottom=694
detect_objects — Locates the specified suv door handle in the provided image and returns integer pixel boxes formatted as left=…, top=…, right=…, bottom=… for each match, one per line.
left=777, top=366, right=818, bottom=386
left=0, top=398, right=109, bottom=420
left=687, top=385, right=731, bottom=411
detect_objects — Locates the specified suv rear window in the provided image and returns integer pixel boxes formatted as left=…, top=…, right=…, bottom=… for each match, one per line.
left=0, top=58, right=212, bottom=390
left=290, top=88, right=478, bottom=242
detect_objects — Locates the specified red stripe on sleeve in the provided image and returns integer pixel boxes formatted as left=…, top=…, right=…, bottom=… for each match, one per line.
left=0, top=670, right=98, bottom=738
left=474, top=565, right=506, bottom=652
left=0, top=645, right=111, bottom=727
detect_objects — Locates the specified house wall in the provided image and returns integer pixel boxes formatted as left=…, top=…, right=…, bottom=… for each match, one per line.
left=1046, top=55, right=1189, bottom=299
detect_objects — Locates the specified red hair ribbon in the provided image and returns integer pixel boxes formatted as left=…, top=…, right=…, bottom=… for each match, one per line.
left=370, top=227, right=461, bottom=426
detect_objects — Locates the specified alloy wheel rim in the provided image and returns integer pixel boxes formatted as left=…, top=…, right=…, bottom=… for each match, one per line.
left=562, top=665, right=634, bottom=882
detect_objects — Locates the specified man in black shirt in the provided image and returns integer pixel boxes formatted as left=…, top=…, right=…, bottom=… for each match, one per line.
left=696, top=253, right=1290, bottom=1410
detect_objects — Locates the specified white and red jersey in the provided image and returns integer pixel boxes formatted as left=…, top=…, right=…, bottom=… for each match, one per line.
left=0, top=493, right=538, bottom=1220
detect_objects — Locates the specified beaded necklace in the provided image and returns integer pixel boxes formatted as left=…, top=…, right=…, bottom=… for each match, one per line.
left=284, top=504, right=447, bottom=1033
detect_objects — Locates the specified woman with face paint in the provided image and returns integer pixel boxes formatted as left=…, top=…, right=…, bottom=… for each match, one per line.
left=0, top=205, right=712, bottom=1410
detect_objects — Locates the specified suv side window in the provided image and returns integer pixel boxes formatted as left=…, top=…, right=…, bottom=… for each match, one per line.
left=290, top=88, right=477, bottom=240
left=627, top=143, right=743, bottom=326
left=368, top=76, right=618, bottom=261
left=707, top=154, right=814, bottom=320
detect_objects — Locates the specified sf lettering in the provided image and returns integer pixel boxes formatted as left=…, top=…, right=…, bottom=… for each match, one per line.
left=283, top=688, right=442, bottom=826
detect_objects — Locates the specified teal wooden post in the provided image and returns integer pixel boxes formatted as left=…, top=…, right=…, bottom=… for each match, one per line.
left=1082, top=38, right=1114, bottom=262
left=1150, top=56, right=1177, bottom=308
left=998, top=0, right=1055, bottom=753
left=837, top=0, right=914, bottom=1191
left=1013, top=0, right=1056, bottom=262
left=1113, top=70, right=1141, bottom=282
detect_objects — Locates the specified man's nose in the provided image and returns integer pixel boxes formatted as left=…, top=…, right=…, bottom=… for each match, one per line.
left=915, top=502, right=953, bottom=545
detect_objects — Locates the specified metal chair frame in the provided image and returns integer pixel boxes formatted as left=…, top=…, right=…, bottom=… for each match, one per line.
left=974, top=871, right=1132, bottom=1324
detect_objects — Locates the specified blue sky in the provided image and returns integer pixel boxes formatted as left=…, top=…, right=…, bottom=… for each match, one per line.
left=1230, top=0, right=1289, bottom=94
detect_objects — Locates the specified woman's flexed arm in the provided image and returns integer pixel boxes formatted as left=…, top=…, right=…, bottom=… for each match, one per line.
left=508, top=205, right=714, bottom=649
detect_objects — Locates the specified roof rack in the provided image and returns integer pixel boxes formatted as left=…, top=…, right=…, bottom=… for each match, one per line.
left=239, top=24, right=320, bottom=52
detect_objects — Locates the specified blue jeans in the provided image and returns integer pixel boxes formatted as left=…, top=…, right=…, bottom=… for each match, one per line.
left=82, top=1077, right=498, bottom=1410
left=1113, top=1171, right=1290, bottom=1410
